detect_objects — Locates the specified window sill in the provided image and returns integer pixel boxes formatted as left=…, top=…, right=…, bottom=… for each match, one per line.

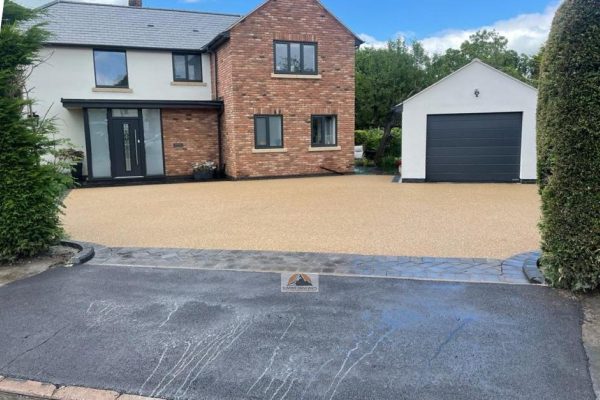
left=171, top=81, right=208, bottom=87
left=309, top=146, right=341, bottom=152
left=252, top=148, right=288, bottom=154
left=92, top=87, right=133, bottom=93
left=271, top=73, right=322, bottom=80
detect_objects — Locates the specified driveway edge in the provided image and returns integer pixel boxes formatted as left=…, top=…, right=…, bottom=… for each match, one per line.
left=60, top=241, right=95, bottom=266
left=0, top=376, right=163, bottom=400
left=583, top=295, right=600, bottom=400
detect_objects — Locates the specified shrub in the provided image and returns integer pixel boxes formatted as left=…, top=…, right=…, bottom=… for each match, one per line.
left=380, top=155, right=399, bottom=173
left=0, top=2, right=74, bottom=262
left=355, top=128, right=401, bottom=160
left=536, top=0, right=600, bottom=291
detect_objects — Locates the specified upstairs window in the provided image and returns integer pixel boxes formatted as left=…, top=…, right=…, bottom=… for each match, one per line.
left=93, top=50, right=129, bottom=88
left=274, top=41, right=317, bottom=75
left=172, top=53, right=202, bottom=82
left=312, top=115, right=337, bottom=147
left=255, top=115, right=283, bottom=149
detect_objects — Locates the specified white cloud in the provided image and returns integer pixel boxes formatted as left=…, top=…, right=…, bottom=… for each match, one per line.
left=358, top=31, right=415, bottom=50
left=358, top=33, right=389, bottom=49
left=362, top=2, right=560, bottom=55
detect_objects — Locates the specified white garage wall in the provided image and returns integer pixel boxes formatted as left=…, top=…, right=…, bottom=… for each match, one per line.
left=401, top=60, right=538, bottom=181
left=27, top=46, right=213, bottom=173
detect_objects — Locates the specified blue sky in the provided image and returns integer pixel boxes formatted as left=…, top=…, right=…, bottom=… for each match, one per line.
left=16, top=0, right=559, bottom=54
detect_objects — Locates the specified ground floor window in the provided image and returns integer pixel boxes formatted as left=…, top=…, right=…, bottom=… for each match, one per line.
left=85, top=108, right=164, bottom=179
left=311, top=115, right=337, bottom=147
left=254, top=115, right=283, bottom=149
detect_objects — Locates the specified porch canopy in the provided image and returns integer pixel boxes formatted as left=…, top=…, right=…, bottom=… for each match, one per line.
left=61, top=99, right=224, bottom=110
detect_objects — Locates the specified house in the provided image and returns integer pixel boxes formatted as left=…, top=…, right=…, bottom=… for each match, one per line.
left=400, top=59, right=538, bottom=183
left=27, top=0, right=362, bottom=182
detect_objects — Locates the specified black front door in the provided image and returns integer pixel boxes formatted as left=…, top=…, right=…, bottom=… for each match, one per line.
left=110, top=118, right=144, bottom=178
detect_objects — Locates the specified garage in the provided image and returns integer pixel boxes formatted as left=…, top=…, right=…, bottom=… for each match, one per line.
left=426, top=112, right=522, bottom=182
left=400, top=59, right=538, bottom=183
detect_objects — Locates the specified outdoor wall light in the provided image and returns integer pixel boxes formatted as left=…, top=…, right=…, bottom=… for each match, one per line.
left=474, top=89, right=481, bottom=98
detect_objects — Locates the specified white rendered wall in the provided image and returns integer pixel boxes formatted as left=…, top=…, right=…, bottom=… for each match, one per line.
left=401, top=61, right=538, bottom=181
left=27, top=46, right=213, bottom=172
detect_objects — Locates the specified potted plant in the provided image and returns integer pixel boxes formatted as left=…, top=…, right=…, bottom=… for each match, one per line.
left=56, top=148, right=85, bottom=183
left=192, top=161, right=217, bottom=181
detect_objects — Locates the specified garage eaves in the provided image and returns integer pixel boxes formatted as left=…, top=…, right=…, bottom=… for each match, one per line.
left=396, top=59, right=538, bottom=109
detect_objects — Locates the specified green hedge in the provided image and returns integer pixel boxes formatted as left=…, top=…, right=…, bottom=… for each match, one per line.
left=355, top=128, right=402, bottom=158
left=536, top=0, right=600, bottom=291
left=0, top=4, right=72, bottom=262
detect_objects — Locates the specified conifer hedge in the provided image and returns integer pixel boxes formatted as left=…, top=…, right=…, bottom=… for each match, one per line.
left=537, top=0, right=600, bottom=291
left=0, top=2, right=72, bottom=262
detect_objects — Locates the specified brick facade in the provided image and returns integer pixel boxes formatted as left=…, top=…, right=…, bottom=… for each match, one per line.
left=215, top=0, right=357, bottom=179
left=161, top=109, right=219, bottom=176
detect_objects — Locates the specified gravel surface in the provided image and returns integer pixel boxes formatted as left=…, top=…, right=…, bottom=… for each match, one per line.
left=62, top=175, right=541, bottom=259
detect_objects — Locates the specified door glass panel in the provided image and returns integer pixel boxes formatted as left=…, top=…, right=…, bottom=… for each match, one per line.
left=142, top=109, right=164, bottom=176
left=87, top=109, right=111, bottom=178
left=112, top=109, right=138, bottom=118
left=123, top=123, right=132, bottom=172
left=290, top=43, right=301, bottom=73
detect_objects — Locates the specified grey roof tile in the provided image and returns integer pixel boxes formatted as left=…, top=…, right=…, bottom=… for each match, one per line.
left=32, top=1, right=241, bottom=51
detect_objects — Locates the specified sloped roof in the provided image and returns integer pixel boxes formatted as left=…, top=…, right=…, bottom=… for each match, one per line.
left=32, top=1, right=242, bottom=51
left=399, top=59, right=538, bottom=106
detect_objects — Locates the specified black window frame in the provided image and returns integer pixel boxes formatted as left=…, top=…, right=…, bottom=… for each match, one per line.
left=93, top=49, right=129, bottom=89
left=254, top=115, right=284, bottom=149
left=311, top=115, right=338, bottom=147
left=273, top=41, right=318, bottom=75
left=172, top=52, right=203, bottom=82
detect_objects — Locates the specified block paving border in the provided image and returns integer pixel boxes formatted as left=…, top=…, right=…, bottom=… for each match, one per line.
left=0, top=376, right=163, bottom=400
left=88, top=244, right=540, bottom=285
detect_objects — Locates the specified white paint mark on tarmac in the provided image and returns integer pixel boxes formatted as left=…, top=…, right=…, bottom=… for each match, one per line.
left=327, top=330, right=393, bottom=400
left=270, top=371, right=293, bottom=400
left=139, top=343, right=171, bottom=395
left=248, top=316, right=296, bottom=395
left=159, top=303, right=179, bottom=328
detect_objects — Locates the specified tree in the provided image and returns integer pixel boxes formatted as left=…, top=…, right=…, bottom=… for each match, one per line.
left=427, top=30, right=536, bottom=86
left=536, top=0, right=600, bottom=291
left=0, top=1, right=73, bottom=262
left=355, top=39, right=429, bottom=129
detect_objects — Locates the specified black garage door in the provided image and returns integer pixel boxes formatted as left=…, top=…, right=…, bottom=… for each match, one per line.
left=426, top=112, right=522, bottom=182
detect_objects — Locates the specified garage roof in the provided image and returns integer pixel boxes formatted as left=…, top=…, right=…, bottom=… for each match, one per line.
left=398, top=59, right=537, bottom=107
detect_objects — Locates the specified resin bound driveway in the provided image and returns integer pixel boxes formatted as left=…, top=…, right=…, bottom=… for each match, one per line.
left=63, top=175, right=541, bottom=259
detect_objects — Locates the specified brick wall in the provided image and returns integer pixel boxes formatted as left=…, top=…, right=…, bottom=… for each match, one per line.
left=161, top=108, right=219, bottom=176
left=215, top=41, right=238, bottom=177
left=215, top=0, right=357, bottom=179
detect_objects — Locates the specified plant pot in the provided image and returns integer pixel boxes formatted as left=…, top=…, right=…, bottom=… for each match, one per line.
left=193, top=170, right=214, bottom=181
left=71, top=162, right=84, bottom=183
